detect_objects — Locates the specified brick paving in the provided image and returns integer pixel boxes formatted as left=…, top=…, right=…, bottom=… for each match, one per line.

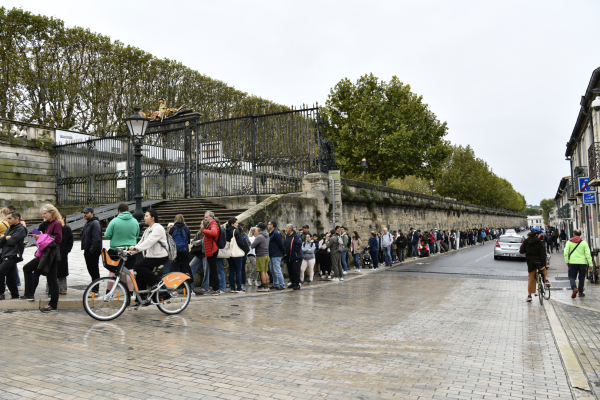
left=0, top=267, right=572, bottom=399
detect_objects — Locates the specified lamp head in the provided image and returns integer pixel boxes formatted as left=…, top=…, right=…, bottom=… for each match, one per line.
left=362, top=158, right=367, bottom=166
left=125, top=108, right=150, bottom=139
left=592, top=95, right=600, bottom=112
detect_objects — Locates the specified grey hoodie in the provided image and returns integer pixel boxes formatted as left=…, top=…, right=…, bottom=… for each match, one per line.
left=302, top=240, right=316, bottom=260
left=251, top=230, right=270, bottom=257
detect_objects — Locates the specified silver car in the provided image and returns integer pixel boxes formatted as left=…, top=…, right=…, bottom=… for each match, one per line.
left=494, top=235, right=525, bottom=260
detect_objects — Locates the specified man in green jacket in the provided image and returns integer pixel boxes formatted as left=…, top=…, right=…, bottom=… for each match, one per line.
left=105, top=203, right=139, bottom=293
left=563, top=229, right=592, bottom=298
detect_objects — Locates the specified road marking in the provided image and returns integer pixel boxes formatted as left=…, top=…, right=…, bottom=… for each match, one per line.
left=544, top=300, right=592, bottom=394
left=468, top=253, right=492, bottom=264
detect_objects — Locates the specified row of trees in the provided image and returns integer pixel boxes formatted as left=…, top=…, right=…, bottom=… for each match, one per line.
left=0, top=7, right=287, bottom=136
left=322, top=74, right=526, bottom=212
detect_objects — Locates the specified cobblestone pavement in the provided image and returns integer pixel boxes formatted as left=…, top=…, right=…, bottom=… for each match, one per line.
left=0, top=249, right=573, bottom=400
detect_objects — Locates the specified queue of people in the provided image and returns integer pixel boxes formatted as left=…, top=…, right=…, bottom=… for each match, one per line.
left=0, top=201, right=538, bottom=310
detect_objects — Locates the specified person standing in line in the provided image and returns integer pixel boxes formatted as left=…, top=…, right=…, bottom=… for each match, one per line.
left=226, top=218, right=247, bottom=293
left=564, top=229, right=592, bottom=298
left=189, top=220, right=208, bottom=295
left=300, top=233, right=316, bottom=285
left=203, top=211, right=222, bottom=296
left=54, top=213, right=73, bottom=295
left=340, top=227, right=350, bottom=274
left=318, top=233, right=331, bottom=278
left=301, top=225, right=311, bottom=242
left=22, top=204, right=63, bottom=312
left=81, top=207, right=102, bottom=295
left=454, top=229, right=460, bottom=250
left=480, top=229, right=486, bottom=245
left=0, top=208, right=9, bottom=236
left=104, top=203, right=139, bottom=296
left=409, top=228, right=419, bottom=259
left=284, top=224, right=304, bottom=289
left=239, top=223, right=248, bottom=291
left=351, top=231, right=362, bottom=272
left=396, top=231, right=407, bottom=263
left=381, top=227, right=393, bottom=267
left=251, top=222, right=270, bottom=292
left=268, top=221, right=286, bottom=290
left=168, top=214, right=191, bottom=276
left=368, top=231, right=379, bottom=269
left=246, top=227, right=259, bottom=286
left=0, top=211, right=27, bottom=300
left=6, top=205, right=26, bottom=227
left=327, top=227, right=343, bottom=280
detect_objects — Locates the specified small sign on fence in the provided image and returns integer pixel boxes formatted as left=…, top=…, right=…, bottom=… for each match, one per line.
left=116, top=180, right=126, bottom=189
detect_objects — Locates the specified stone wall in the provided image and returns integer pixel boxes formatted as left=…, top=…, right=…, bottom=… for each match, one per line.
left=0, top=137, right=55, bottom=221
left=227, top=174, right=526, bottom=240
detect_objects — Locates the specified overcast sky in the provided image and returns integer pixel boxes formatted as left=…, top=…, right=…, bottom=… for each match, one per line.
left=4, top=0, right=600, bottom=205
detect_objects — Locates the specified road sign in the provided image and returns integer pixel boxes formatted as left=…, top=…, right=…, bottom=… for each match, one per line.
left=583, top=192, right=596, bottom=204
left=579, top=177, right=595, bottom=192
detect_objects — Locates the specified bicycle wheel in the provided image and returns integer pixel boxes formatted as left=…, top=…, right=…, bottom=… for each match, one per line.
left=543, top=280, right=551, bottom=300
left=83, top=277, right=130, bottom=321
left=537, top=274, right=544, bottom=305
left=155, top=280, right=192, bottom=315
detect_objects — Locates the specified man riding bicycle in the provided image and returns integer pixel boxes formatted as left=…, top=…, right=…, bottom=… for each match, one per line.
left=520, top=227, right=551, bottom=302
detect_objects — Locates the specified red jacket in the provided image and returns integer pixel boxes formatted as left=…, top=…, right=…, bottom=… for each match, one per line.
left=204, top=219, right=220, bottom=257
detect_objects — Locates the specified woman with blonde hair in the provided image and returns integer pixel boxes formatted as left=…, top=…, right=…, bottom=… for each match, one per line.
left=21, top=204, right=63, bottom=312
left=0, top=208, right=9, bottom=236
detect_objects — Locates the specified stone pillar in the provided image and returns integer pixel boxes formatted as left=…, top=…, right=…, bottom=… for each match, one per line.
left=302, top=173, right=340, bottom=232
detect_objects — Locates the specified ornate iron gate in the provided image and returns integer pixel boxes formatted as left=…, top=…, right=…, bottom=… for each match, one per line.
left=55, top=108, right=332, bottom=205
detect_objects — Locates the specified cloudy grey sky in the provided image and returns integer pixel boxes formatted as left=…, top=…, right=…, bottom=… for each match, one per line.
left=4, top=0, right=600, bottom=205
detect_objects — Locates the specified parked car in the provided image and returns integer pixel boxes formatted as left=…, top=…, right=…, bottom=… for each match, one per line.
left=494, top=235, right=525, bottom=260
left=505, top=229, right=517, bottom=235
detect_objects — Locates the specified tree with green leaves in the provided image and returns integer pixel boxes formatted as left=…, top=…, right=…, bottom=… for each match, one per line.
left=540, top=199, right=555, bottom=225
left=322, top=73, right=451, bottom=185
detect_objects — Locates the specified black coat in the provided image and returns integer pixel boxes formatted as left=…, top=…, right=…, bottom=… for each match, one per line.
left=520, top=236, right=547, bottom=273
left=81, top=217, right=102, bottom=254
left=57, top=225, right=74, bottom=278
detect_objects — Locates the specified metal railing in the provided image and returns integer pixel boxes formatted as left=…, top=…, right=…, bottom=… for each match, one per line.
left=54, top=108, right=334, bottom=205
left=589, top=143, right=600, bottom=182
left=558, top=204, right=571, bottom=219
left=567, top=177, right=577, bottom=200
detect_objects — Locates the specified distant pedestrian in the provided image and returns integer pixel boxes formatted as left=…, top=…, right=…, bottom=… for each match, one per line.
left=81, top=207, right=102, bottom=293
left=520, top=228, right=550, bottom=303
left=564, top=229, right=592, bottom=298
left=381, top=227, right=393, bottom=266
left=246, top=226, right=259, bottom=286
left=284, top=224, right=304, bottom=289
left=53, top=213, right=73, bottom=295
left=351, top=231, right=362, bottom=271
left=410, top=228, right=419, bottom=259
left=168, top=214, right=192, bottom=276
left=317, top=233, right=332, bottom=278
left=268, top=221, right=286, bottom=290
left=300, top=233, right=315, bottom=285
left=368, top=232, right=379, bottom=269
left=105, top=203, right=139, bottom=295
left=0, top=211, right=27, bottom=300
left=327, top=227, right=344, bottom=281
left=251, top=222, right=270, bottom=292
left=396, top=231, right=407, bottom=262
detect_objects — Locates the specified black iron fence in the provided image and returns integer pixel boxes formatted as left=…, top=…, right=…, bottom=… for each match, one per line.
left=54, top=108, right=332, bottom=205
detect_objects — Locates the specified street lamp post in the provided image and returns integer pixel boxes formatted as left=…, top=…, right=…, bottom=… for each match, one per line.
left=430, top=180, right=434, bottom=196
left=362, top=158, right=367, bottom=182
left=125, top=108, right=151, bottom=223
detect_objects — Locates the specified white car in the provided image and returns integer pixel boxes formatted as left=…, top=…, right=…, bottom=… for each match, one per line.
left=494, top=235, right=525, bottom=260
left=505, top=229, right=517, bottom=235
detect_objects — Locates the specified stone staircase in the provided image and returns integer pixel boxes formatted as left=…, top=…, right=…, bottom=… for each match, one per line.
left=145, top=198, right=247, bottom=231
left=67, top=198, right=246, bottom=240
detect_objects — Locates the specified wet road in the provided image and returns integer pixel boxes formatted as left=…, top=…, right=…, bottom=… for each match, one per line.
left=0, top=241, right=577, bottom=399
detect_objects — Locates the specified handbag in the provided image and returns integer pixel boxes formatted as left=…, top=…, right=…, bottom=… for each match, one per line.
left=190, top=238, right=204, bottom=256
left=230, top=236, right=245, bottom=258
left=217, top=241, right=232, bottom=259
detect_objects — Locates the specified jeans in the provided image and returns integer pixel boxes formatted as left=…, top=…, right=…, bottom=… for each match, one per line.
left=23, top=257, right=59, bottom=309
left=217, top=258, right=226, bottom=292
left=353, top=253, right=361, bottom=269
left=370, top=250, right=379, bottom=268
left=412, top=244, right=418, bottom=257
left=397, top=247, right=405, bottom=262
left=241, top=255, right=247, bottom=284
left=0, top=257, right=19, bottom=297
left=341, top=251, right=348, bottom=271
left=428, top=243, right=434, bottom=255
left=201, top=258, right=210, bottom=292
left=568, top=263, right=587, bottom=293
left=228, top=257, right=243, bottom=291
left=163, top=262, right=174, bottom=274
left=269, top=257, right=285, bottom=288
left=189, top=256, right=202, bottom=291
left=383, top=246, right=392, bottom=265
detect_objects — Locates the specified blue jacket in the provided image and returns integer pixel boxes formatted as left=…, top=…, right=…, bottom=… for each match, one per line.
left=269, top=229, right=286, bottom=258
left=284, top=231, right=304, bottom=262
left=410, top=231, right=419, bottom=245
left=368, top=237, right=379, bottom=252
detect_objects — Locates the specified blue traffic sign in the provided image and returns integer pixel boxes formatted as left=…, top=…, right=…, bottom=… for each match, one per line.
left=579, top=177, right=596, bottom=192
left=584, top=192, right=596, bottom=204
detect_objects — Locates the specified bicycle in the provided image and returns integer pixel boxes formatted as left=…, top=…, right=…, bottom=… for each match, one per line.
left=535, top=265, right=551, bottom=305
left=83, top=247, right=192, bottom=321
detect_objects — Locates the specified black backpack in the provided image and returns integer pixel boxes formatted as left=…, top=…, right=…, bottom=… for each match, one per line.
left=216, top=226, right=227, bottom=249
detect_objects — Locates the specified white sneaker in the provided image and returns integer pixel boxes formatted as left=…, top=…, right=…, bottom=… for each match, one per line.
left=333, top=277, right=339, bottom=281
left=190, top=292, right=196, bottom=297
left=340, top=278, right=344, bottom=281
left=343, top=271, right=347, bottom=275
left=413, top=257, right=417, bottom=259
left=357, top=269, right=361, bottom=273
left=248, top=278, right=253, bottom=285
left=287, top=281, right=293, bottom=286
